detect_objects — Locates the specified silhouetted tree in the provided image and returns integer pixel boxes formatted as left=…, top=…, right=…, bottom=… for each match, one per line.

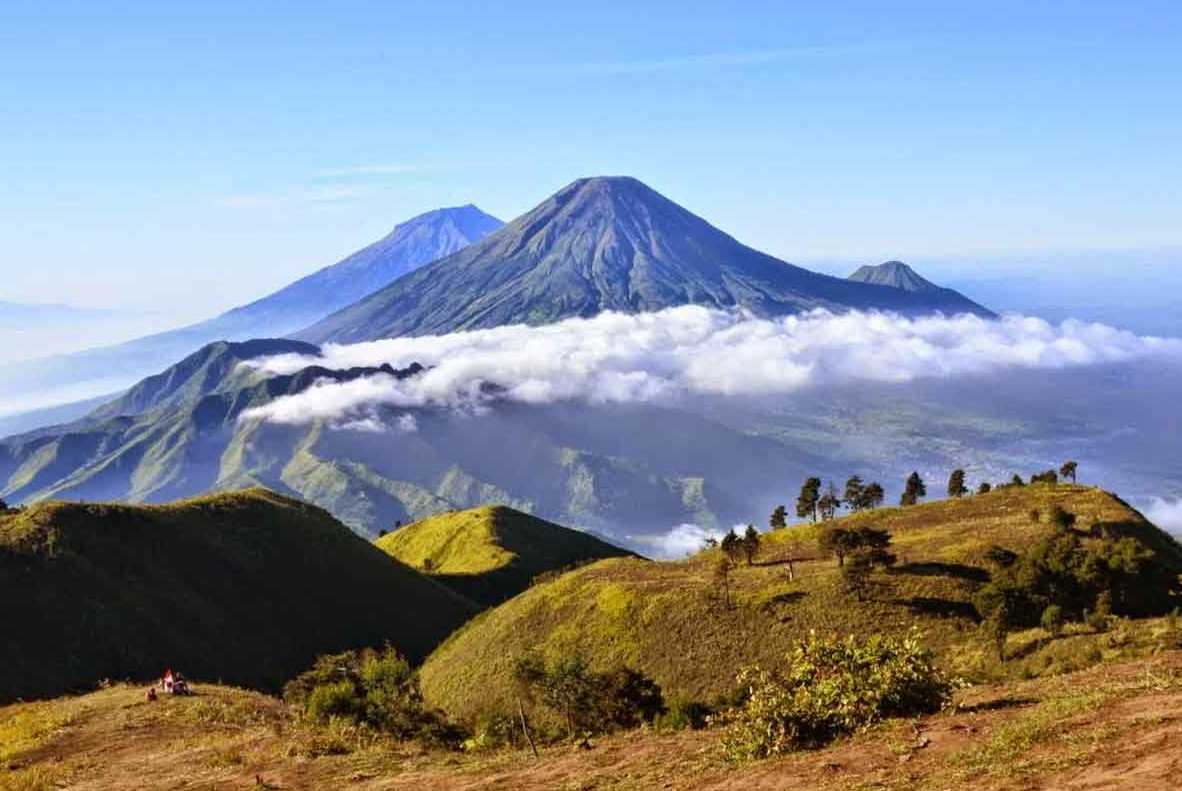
left=818, top=482, right=841, bottom=521
left=1010, top=474, right=1025, bottom=487
left=720, top=529, right=743, bottom=565
left=1031, top=469, right=1059, bottom=485
left=900, top=472, right=926, bottom=506
left=796, top=477, right=822, bottom=523
left=377, top=529, right=388, bottom=537
left=947, top=469, right=968, bottom=499
left=862, top=482, right=885, bottom=509
left=843, top=476, right=865, bottom=511
left=977, top=482, right=992, bottom=495
left=1060, top=461, right=1078, bottom=483
left=769, top=505, right=787, bottom=530
left=742, top=524, right=761, bottom=566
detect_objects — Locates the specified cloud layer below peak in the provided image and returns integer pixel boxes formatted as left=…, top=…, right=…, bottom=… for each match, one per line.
left=239, top=307, right=1182, bottom=427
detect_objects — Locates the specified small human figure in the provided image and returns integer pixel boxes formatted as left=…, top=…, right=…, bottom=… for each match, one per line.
left=146, top=687, right=157, bottom=702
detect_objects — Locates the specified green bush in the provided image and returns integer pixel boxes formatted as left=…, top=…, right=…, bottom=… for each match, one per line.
left=284, top=646, right=461, bottom=747
left=654, top=698, right=711, bottom=732
left=716, top=631, right=956, bottom=761
left=1040, top=605, right=1064, bottom=637
left=512, top=653, right=665, bottom=738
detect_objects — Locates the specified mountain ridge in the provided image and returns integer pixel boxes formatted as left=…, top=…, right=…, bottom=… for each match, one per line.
left=297, top=177, right=992, bottom=344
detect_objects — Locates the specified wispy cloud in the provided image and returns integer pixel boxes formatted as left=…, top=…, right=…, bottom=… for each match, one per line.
left=568, top=44, right=885, bottom=77
left=221, top=184, right=376, bottom=210
left=1145, top=498, right=1182, bottom=536
left=313, top=163, right=446, bottom=179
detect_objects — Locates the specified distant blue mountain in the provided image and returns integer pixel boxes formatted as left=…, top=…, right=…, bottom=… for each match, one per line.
left=0, top=205, right=503, bottom=429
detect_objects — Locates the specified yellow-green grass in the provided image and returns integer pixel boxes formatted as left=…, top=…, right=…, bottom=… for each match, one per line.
left=419, top=485, right=1179, bottom=723
left=0, top=488, right=477, bottom=704
left=375, top=505, right=632, bottom=605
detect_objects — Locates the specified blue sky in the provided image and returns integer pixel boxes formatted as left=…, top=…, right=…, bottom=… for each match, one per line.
left=1, top=1, right=1180, bottom=319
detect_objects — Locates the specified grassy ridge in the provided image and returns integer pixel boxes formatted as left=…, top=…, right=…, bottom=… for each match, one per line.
left=375, top=505, right=634, bottom=605
left=419, top=485, right=1180, bottom=722
left=0, top=488, right=478, bottom=703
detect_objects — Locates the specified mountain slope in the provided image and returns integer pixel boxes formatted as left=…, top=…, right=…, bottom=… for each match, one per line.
left=298, top=177, right=992, bottom=344
left=375, top=505, right=635, bottom=604
left=0, top=206, right=501, bottom=429
left=0, top=346, right=801, bottom=540
left=0, top=488, right=478, bottom=702
left=849, top=260, right=943, bottom=293
left=418, top=485, right=1182, bottom=723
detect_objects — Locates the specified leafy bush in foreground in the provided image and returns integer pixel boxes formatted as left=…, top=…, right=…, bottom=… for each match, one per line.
left=716, top=631, right=957, bottom=761
left=283, top=647, right=460, bottom=747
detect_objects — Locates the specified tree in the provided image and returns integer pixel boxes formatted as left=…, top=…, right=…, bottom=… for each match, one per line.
left=1040, top=604, right=1064, bottom=637
left=1010, top=474, right=1025, bottom=487
left=796, top=477, right=822, bottom=523
left=421, top=557, right=437, bottom=573
left=818, top=482, right=841, bottom=522
left=720, top=529, right=743, bottom=565
left=818, top=527, right=853, bottom=567
left=841, top=546, right=896, bottom=601
left=713, top=556, right=732, bottom=608
left=900, top=472, right=927, bottom=506
left=769, top=505, right=787, bottom=530
left=742, top=525, right=761, bottom=566
left=977, top=482, right=992, bottom=495
left=1031, top=469, right=1059, bottom=485
left=539, top=655, right=599, bottom=739
left=947, top=469, right=968, bottom=499
left=843, top=476, right=865, bottom=511
left=862, top=482, right=885, bottom=509
left=1060, top=461, right=1078, bottom=483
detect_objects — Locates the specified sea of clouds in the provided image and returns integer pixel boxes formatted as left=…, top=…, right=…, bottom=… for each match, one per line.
left=238, top=307, right=1182, bottom=428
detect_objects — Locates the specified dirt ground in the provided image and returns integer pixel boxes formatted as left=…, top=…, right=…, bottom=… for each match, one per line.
left=3, top=652, right=1182, bottom=791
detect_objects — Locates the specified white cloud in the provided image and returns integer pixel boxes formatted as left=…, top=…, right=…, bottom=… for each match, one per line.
left=1145, top=498, right=1182, bottom=536
left=238, top=306, right=1182, bottom=427
left=630, top=524, right=724, bottom=559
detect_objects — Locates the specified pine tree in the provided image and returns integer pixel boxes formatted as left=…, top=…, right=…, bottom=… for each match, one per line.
left=900, top=472, right=927, bottom=506
left=947, top=469, right=968, bottom=498
left=742, top=524, right=761, bottom=565
left=1060, top=461, right=1078, bottom=483
left=843, top=476, right=865, bottom=511
left=720, top=529, right=743, bottom=565
left=769, top=505, right=787, bottom=530
left=862, top=482, right=885, bottom=509
left=796, top=477, right=822, bottom=523
left=977, top=482, right=992, bottom=495
left=818, top=481, right=841, bottom=521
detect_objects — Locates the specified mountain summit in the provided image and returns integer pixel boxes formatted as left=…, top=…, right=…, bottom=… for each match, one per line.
left=848, top=260, right=940, bottom=293
left=297, top=177, right=992, bottom=343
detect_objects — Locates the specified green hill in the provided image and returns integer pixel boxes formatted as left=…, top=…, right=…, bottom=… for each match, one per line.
left=0, top=488, right=478, bottom=703
left=375, top=505, right=634, bottom=605
left=418, top=485, right=1182, bottom=723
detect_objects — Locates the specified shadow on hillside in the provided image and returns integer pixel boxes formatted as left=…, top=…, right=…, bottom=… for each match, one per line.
left=900, top=596, right=980, bottom=621
left=763, top=591, right=807, bottom=607
left=891, top=562, right=990, bottom=583
left=959, top=696, right=1038, bottom=713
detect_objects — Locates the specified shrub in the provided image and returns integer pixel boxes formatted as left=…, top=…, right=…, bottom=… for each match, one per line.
left=715, top=631, right=956, bottom=761
left=513, top=653, right=665, bottom=738
left=654, top=698, right=711, bottom=731
left=284, top=647, right=460, bottom=747
left=1040, top=605, right=1064, bottom=637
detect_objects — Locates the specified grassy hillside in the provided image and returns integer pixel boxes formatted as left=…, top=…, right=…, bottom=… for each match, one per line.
left=0, top=488, right=478, bottom=703
left=419, top=484, right=1182, bottom=723
left=375, top=505, right=634, bottom=605
left=4, top=649, right=1182, bottom=789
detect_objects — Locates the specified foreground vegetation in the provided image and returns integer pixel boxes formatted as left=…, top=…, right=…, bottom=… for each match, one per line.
left=4, top=643, right=1182, bottom=790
